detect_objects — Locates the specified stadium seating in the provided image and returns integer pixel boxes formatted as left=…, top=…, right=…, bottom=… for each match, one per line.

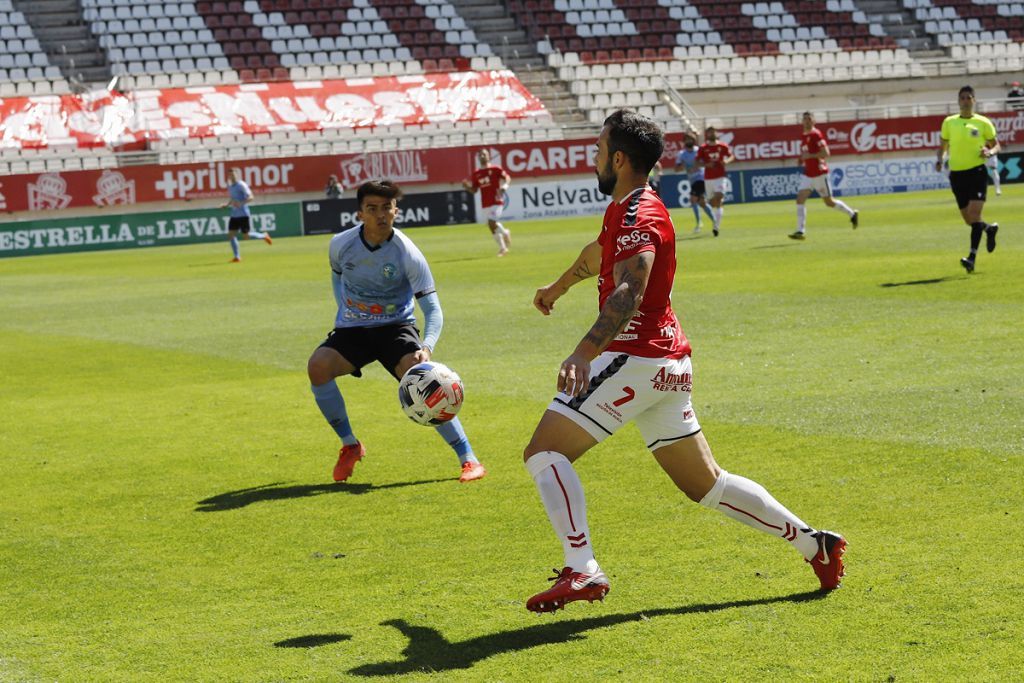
left=3, top=0, right=1024, bottom=179
left=86, top=0, right=492, bottom=86
left=0, top=0, right=63, bottom=91
left=551, top=45, right=928, bottom=123
left=514, top=0, right=896, bottom=62
left=904, top=0, right=1024, bottom=46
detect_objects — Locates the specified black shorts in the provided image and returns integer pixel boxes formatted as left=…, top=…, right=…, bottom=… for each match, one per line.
left=318, top=323, right=421, bottom=379
left=949, top=165, right=988, bottom=209
left=228, top=216, right=251, bottom=233
left=690, top=180, right=706, bottom=198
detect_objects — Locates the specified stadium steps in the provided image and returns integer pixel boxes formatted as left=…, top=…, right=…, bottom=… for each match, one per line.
left=11, top=0, right=110, bottom=84
left=446, top=0, right=584, bottom=125
left=852, top=0, right=935, bottom=51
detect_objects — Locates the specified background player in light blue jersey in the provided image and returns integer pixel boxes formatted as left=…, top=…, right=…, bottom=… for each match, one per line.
left=223, top=168, right=272, bottom=262
left=306, top=180, right=487, bottom=484
left=674, top=132, right=715, bottom=233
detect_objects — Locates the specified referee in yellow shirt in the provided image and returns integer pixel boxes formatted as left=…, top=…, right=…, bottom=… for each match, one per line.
left=936, top=85, right=1000, bottom=273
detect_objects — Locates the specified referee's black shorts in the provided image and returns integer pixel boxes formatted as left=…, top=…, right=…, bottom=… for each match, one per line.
left=948, top=164, right=988, bottom=209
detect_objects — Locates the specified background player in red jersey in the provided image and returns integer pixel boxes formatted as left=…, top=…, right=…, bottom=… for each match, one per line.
left=696, top=127, right=734, bottom=236
left=462, top=150, right=512, bottom=256
left=789, top=112, right=859, bottom=240
left=522, top=110, right=847, bottom=614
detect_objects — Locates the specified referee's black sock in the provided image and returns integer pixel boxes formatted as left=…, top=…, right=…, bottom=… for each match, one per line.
left=969, top=222, right=986, bottom=256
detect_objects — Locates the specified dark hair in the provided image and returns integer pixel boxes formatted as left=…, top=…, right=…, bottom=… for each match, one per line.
left=802, top=111, right=813, bottom=118
left=602, top=109, right=664, bottom=175
left=958, top=85, right=975, bottom=97
left=357, top=180, right=402, bottom=206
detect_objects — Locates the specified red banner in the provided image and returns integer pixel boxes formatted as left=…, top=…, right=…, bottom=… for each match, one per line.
left=0, top=70, right=547, bottom=149
left=3, top=111, right=1022, bottom=213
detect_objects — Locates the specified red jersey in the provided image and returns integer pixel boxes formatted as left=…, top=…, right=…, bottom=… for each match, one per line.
left=697, top=142, right=731, bottom=180
left=597, top=187, right=691, bottom=359
left=801, top=127, right=829, bottom=177
left=469, top=165, right=509, bottom=208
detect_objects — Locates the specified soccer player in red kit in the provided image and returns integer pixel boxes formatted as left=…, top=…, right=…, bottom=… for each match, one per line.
left=789, top=112, right=858, bottom=240
left=463, top=150, right=512, bottom=256
left=696, top=126, right=733, bottom=236
left=523, top=110, right=847, bottom=613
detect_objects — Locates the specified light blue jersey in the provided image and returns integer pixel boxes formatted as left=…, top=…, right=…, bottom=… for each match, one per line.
left=328, top=225, right=435, bottom=329
left=675, top=148, right=704, bottom=181
left=228, top=181, right=252, bottom=218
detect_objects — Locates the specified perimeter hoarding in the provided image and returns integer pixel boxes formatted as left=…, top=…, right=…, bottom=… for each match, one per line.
left=0, top=202, right=300, bottom=258
left=302, top=191, right=476, bottom=235
left=4, top=110, right=1022, bottom=213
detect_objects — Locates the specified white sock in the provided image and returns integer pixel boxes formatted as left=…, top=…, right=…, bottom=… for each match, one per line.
left=713, top=206, right=723, bottom=228
left=526, top=451, right=600, bottom=574
left=699, top=469, right=819, bottom=560
left=796, top=204, right=807, bottom=232
left=498, top=224, right=511, bottom=247
left=249, top=229, right=267, bottom=239
left=492, top=229, right=504, bottom=249
left=831, top=200, right=855, bottom=217
left=991, top=171, right=1001, bottom=192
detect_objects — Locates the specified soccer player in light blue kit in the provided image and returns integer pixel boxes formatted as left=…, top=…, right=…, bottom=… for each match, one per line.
left=306, top=180, right=487, bottom=483
left=674, top=132, right=715, bottom=233
left=223, top=168, right=272, bottom=262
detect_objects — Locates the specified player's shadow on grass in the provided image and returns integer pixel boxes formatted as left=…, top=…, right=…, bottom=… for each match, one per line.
left=275, top=633, right=352, bottom=648
left=751, top=243, right=800, bottom=250
left=344, top=590, right=827, bottom=676
left=880, top=275, right=965, bottom=288
left=195, top=479, right=449, bottom=512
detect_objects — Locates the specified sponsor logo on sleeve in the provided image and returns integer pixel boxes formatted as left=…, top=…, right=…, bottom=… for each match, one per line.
left=615, top=228, right=653, bottom=255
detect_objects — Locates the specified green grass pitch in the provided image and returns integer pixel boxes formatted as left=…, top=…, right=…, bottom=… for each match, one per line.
left=2, top=187, right=1021, bottom=681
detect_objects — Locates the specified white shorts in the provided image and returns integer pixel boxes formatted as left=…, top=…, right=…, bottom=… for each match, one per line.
left=985, top=155, right=999, bottom=170
left=484, top=204, right=504, bottom=222
left=547, top=351, right=701, bottom=450
left=798, top=173, right=832, bottom=197
left=706, top=177, right=728, bottom=196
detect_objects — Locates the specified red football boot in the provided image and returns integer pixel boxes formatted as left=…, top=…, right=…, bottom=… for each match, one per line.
left=332, top=442, right=365, bottom=482
left=808, top=530, right=847, bottom=590
left=459, top=462, right=487, bottom=482
left=526, top=567, right=610, bottom=613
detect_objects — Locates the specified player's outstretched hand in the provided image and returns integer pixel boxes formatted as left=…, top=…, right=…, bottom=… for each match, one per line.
left=558, top=353, right=591, bottom=397
left=534, top=283, right=566, bottom=316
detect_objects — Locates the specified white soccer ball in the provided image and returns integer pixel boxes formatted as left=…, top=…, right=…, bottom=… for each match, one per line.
left=398, top=361, right=465, bottom=426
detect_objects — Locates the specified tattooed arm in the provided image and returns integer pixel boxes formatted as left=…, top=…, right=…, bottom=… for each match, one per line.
left=533, top=240, right=602, bottom=315
left=558, top=250, right=654, bottom=397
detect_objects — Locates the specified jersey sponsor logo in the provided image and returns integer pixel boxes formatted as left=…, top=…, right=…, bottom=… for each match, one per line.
left=615, top=228, right=653, bottom=255
left=345, top=297, right=397, bottom=315
left=652, top=367, right=692, bottom=392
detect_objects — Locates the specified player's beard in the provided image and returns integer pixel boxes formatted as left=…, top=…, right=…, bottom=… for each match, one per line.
left=596, top=158, right=616, bottom=196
